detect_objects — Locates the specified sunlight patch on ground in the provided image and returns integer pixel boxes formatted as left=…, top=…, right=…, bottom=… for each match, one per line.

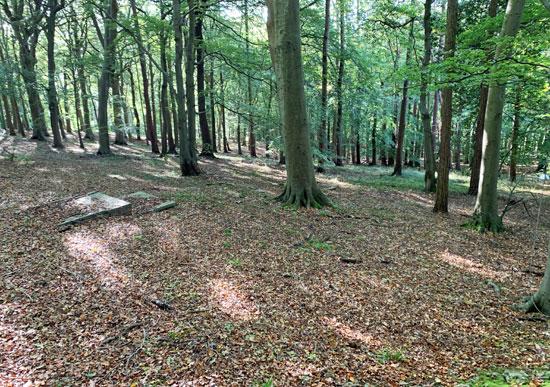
left=324, top=317, right=380, bottom=347
left=439, top=250, right=503, bottom=280
left=64, top=231, right=129, bottom=290
left=317, top=176, right=355, bottom=190
left=287, top=362, right=321, bottom=378
left=0, top=303, right=38, bottom=387
left=209, top=279, right=259, bottom=320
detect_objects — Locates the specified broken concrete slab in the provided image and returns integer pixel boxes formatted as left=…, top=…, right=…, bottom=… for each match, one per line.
left=58, top=192, right=131, bottom=226
left=123, top=191, right=159, bottom=199
left=151, top=201, right=177, bottom=213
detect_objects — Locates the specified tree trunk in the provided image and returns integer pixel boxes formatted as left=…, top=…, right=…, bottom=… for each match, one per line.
left=318, top=0, right=330, bottom=162
left=421, top=0, right=436, bottom=192
left=509, top=88, right=521, bottom=182
left=97, top=0, right=117, bottom=155
left=266, top=0, right=330, bottom=208
left=185, top=0, right=198, bottom=164
left=210, top=67, right=217, bottom=153
left=131, top=0, right=158, bottom=153
left=472, top=0, right=525, bottom=232
left=370, top=115, right=377, bottom=165
left=128, top=68, right=141, bottom=140
left=112, top=70, right=127, bottom=146
left=79, top=67, right=93, bottom=140
left=468, top=0, right=498, bottom=195
left=393, top=23, right=414, bottom=176
left=195, top=0, right=214, bottom=157
left=46, top=0, right=63, bottom=148
left=174, top=0, right=199, bottom=175
left=455, top=121, right=461, bottom=170
left=433, top=0, right=458, bottom=213
left=159, top=15, right=173, bottom=154
left=334, top=3, right=345, bottom=167
left=2, top=94, right=15, bottom=136
left=245, top=0, right=256, bottom=157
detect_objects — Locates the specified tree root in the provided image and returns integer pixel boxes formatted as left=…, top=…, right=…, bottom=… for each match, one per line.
left=516, top=294, right=550, bottom=315
left=275, top=183, right=331, bottom=209
left=180, top=161, right=201, bottom=176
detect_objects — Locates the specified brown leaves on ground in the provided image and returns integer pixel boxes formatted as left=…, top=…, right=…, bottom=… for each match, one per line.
left=1, top=135, right=550, bottom=386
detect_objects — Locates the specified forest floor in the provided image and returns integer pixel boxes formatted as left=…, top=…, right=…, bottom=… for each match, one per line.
left=2, top=133, right=550, bottom=387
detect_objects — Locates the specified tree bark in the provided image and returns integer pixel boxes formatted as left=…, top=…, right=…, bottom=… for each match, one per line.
left=472, top=0, right=526, bottom=232
left=468, top=0, right=498, bottom=195
left=185, top=0, right=198, bottom=164
left=421, top=0, right=436, bottom=192
left=370, top=115, right=377, bottom=165
left=131, top=0, right=158, bottom=153
left=46, top=0, right=64, bottom=148
left=195, top=0, right=214, bottom=157
left=266, top=0, right=330, bottom=208
left=245, top=0, right=256, bottom=157
left=174, top=0, right=199, bottom=175
left=97, top=0, right=118, bottom=155
left=433, top=0, right=458, bottom=213
left=210, top=66, right=217, bottom=153
left=318, top=0, right=331, bottom=162
left=509, top=88, right=521, bottom=182
left=333, top=3, right=345, bottom=167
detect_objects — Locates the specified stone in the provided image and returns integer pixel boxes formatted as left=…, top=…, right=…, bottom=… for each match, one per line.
left=150, top=201, right=177, bottom=213
left=58, top=192, right=131, bottom=226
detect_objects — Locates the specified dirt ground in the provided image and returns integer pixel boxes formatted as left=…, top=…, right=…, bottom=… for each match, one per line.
left=1, top=133, right=550, bottom=386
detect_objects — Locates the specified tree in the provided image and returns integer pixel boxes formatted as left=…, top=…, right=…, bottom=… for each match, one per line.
left=471, top=0, right=526, bottom=232
left=195, top=0, right=214, bottom=157
left=130, top=0, right=158, bottom=153
left=468, top=0, right=499, bottom=196
left=266, top=0, right=330, bottom=209
left=96, top=0, right=118, bottom=155
left=174, top=0, right=199, bottom=175
left=433, top=0, right=459, bottom=213
left=420, top=0, right=436, bottom=192
left=1, top=0, right=48, bottom=141
left=318, top=0, right=331, bottom=166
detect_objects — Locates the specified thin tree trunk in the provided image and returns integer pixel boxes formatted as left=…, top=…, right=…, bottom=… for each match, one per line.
left=128, top=68, right=141, bottom=140
left=318, top=0, right=330, bottom=162
left=433, top=0, right=458, bottom=213
left=131, top=0, right=158, bottom=152
left=370, top=115, right=377, bottom=165
left=185, top=0, right=198, bottom=163
left=421, top=0, right=436, bottom=192
left=97, top=0, right=118, bottom=155
left=47, top=0, right=64, bottom=148
left=468, top=0, right=498, bottom=195
left=195, top=0, right=214, bottom=157
left=509, top=88, right=521, bottom=182
left=245, top=0, right=256, bottom=157
left=209, top=66, right=217, bottom=153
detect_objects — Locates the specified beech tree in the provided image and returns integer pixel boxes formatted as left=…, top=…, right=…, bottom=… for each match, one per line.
left=266, top=0, right=329, bottom=209
left=471, top=0, right=526, bottom=232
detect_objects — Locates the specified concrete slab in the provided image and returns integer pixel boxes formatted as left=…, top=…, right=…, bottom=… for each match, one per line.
left=123, top=191, right=159, bottom=199
left=147, top=201, right=177, bottom=214
left=58, top=193, right=131, bottom=226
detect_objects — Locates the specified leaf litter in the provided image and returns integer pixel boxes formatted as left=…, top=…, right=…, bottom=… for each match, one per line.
left=1, top=136, right=550, bottom=386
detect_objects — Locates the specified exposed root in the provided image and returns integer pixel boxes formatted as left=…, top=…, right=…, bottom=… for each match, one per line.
left=517, top=293, right=550, bottom=315
left=275, top=183, right=331, bottom=209
left=180, top=161, right=201, bottom=176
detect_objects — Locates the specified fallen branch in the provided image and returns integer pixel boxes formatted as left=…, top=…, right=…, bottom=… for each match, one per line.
left=100, top=322, right=144, bottom=346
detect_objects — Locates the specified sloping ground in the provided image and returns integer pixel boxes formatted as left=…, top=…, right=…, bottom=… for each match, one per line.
left=1, top=134, right=550, bottom=386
